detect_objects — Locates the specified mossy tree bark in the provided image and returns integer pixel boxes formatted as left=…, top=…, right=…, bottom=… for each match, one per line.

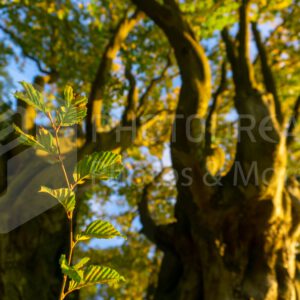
left=133, top=0, right=300, bottom=299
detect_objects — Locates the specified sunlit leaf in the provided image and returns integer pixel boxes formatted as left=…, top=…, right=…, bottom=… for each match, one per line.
left=36, top=127, right=57, bottom=155
left=14, top=124, right=38, bottom=147
left=84, top=265, right=125, bottom=284
left=39, top=186, right=75, bottom=214
left=14, top=125, right=58, bottom=155
left=73, top=257, right=91, bottom=270
left=14, top=81, right=47, bottom=113
left=73, top=152, right=123, bottom=184
left=64, top=85, right=74, bottom=105
left=76, top=220, right=125, bottom=242
left=56, top=89, right=88, bottom=126
left=68, top=265, right=125, bottom=292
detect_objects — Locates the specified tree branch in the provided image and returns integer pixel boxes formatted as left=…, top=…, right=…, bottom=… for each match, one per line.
left=78, top=61, right=176, bottom=153
left=205, top=61, right=227, bottom=153
left=86, top=10, right=143, bottom=141
left=287, top=95, right=300, bottom=146
left=131, top=0, right=173, bottom=31
left=251, top=22, right=283, bottom=124
left=138, top=168, right=175, bottom=249
left=237, top=0, right=255, bottom=90
left=0, top=25, right=54, bottom=75
left=138, top=52, right=172, bottom=115
left=220, top=3, right=283, bottom=187
left=221, top=28, right=239, bottom=87
left=138, top=182, right=157, bottom=243
left=122, top=64, right=139, bottom=124
left=133, top=0, right=212, bottom=227
left=132, top=0, right=211, bottom=119
left=252, top=18, right=288, bottom=66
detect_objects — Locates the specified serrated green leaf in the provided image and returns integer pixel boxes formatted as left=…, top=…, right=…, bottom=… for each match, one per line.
left=14, top=81, right=47, bottom=113
left=36, top=127, right=58, bottom=155
left=14, top=124, right=38, bottom=147
left=64, top=85, right=74, bottom=104
left=73, top=257, right=90, bottom=270
left=56, top=90, right=88, bottom=126
left=84, top=265, right=125, bottom=284
left=68, top=265, right=125, bottom=292
left=14, top=125, right=58, bottom=155
left=76, top=220, right=125, bottom=241
left=73, top=152, right=123, bottom=184
left=39, top=186, right=75, bottom=214
left=60, top=254, right=82, bottom=283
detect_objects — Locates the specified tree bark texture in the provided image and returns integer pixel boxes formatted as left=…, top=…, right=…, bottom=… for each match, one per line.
left=133, top=0, right=300, bottom=299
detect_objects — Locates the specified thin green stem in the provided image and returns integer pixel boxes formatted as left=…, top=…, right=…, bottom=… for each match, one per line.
left=47, top=112, right=71, bottom=189
left=55, top=128, right=71, bottom=190
left=68, top=216, right=74, bottom=265
left=59, top=215, right=75, bottom=300
left=59, top=276, right=67, bottom=300
left=47, top=112, right=75, bottom=300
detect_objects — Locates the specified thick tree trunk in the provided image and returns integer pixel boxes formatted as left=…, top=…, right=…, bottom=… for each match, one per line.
left=154, top=185, right=300, bottom=300
left=132, top=1, right=300, bottom=300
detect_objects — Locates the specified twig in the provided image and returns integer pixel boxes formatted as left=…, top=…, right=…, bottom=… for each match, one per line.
left=47, top=112, right=75, bottom=300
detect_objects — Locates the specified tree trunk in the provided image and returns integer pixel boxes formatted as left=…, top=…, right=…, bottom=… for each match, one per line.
left=132, top=1, right=300, bottom=299
left=154, top=178, right=300, bottom=300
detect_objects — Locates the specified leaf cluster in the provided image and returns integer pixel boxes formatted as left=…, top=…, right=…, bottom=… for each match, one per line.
left=14, top=82, right=125, bottom=299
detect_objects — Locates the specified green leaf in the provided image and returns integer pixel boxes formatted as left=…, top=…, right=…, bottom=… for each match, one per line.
left=73, top=152, right=123, bottom=184
left=56, top=89, right=88, bottom=126
left=39, top=186, right=75, bottom=214
left=36, top=127, right=58, bottom=155
left=73, top=257, right=90, bottom=270
left=64, top=85, right=74, bottom=104
left=84, top=265, right=125, bottom=284
left=14, top=125, right=58, bottom=155
left=14, top=81, right=47, bottom=113
left=14, top=124, right=38, bottom=147
left=68, top=265, right=125, bottom=292
left=76, top=220, right=125, bottom=242
left=60, top=254, right=82, bottom=283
